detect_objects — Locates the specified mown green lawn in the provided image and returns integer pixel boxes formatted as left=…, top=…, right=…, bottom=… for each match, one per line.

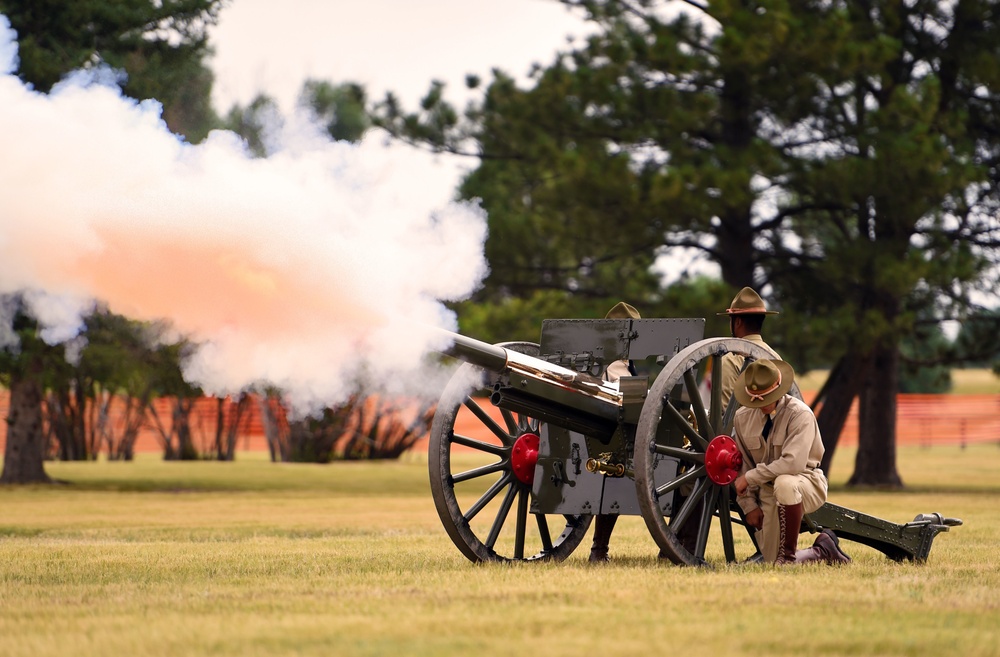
left=1, top=446, right=997, bottom=657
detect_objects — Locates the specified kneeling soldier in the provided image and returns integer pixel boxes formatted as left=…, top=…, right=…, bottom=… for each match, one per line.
left=732, top=359, right=852, bottom=565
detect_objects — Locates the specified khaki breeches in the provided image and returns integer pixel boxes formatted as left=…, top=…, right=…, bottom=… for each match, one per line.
left=752, top=470, right=828, bottom=563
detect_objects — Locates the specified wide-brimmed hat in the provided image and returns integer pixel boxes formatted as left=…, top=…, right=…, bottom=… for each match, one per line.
left=717, top=287, right=779, bottom=316
left=734, top=359, right=795, bottom=408
left=605, top=301, right=641, bottom=319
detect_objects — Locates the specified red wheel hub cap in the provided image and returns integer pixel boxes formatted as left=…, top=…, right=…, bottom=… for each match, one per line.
left=705, top=435, right=743, bottom=485
left=510, top=432, right=540, bottom=485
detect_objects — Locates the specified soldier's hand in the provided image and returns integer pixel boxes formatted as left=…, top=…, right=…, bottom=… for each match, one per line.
left=735, top=474, right=749, bottom=496
left=745, top=507, right=763, bottom=530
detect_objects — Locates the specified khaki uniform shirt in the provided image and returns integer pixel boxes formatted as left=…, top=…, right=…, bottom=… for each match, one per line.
left=732, top=395, right=826, bottom=515
left=719, top=334, right=779, bottom=409
left=603, top=359, right=632, bottom=384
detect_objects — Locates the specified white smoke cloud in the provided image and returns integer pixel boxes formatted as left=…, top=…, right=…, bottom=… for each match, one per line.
left=0, top=16, right=484, bottom=413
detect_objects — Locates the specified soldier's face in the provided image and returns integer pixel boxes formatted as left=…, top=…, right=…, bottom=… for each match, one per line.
left=759, top=401, right=778, bottom=415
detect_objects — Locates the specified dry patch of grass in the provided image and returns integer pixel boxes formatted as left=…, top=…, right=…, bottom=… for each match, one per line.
left=795, top=368, right=999, bottom=394
left=795, top=368, right=829, bottom=392
left=951, top=368, right=1000, bottom=394
left=0, top=447, right=996, bottom=657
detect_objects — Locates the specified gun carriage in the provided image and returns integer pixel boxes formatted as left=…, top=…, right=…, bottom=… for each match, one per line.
left=429, top=316, right=961, bottom=566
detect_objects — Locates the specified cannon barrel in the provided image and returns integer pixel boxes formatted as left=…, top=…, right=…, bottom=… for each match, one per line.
left=441, top=331, right=510, bottom=372
left=436, top=328, right=624, bottom=437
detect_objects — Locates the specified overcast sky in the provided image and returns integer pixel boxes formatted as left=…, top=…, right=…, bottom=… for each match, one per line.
left=209, top=0, right=592, bottom=113
left=207, top=0, right=593, bottom=214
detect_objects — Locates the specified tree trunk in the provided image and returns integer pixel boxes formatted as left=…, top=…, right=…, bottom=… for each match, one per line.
left=223, top=393, right=250, bottom=461
left=813, top=350, right=873, bottom=476
left=1, top=372, right=52, bottom=484
left=849, top=341, right=904, bottom=488
left=173, top=398, right=198, bottom=460
left=213, top=394, right=249, bottom=461
left=47, top=384, right=89, bottom=461
left=214, top=397, right=226, bottom=460
left=118, top=395, right=150, bottom=461
left=145, top=399, right=177, bottom=460
left=713, top=65, right=758, bottom=290
left=715, top=207, right=757, bottom=290
left=259, top=395, right=288, bottom=462
left=86, top=386, right=100, bottom=458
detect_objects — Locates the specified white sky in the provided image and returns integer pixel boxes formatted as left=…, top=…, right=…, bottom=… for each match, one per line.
left=208, top=0, right=593, bottom=211
left=209, top=0, right=592, bottom=113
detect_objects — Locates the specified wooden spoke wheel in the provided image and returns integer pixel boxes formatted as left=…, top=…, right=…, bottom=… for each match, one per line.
left=633, top=337, right=799, bottom=567
left=429, top=342, right=592, bottom=563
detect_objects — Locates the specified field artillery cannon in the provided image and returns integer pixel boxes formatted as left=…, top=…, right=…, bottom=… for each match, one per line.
left=429, top=316, right=962, bottom=566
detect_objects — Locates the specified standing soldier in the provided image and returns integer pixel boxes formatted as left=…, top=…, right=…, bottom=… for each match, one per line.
left=717, top=287, right=780, bottom=409
left=674, top=287, right=779, bottom=561
left=588, top=301, right=639, bottom=562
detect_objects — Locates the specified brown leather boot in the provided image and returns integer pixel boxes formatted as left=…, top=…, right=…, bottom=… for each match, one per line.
left=589, top=514, right=618, bottom=563
left=794, top=529, right=852, bottom=565
left=775, top=502, right=804, bottom=565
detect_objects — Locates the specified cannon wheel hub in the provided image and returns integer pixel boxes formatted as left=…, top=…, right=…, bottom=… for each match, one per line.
left=704, top=435, right=742, bottom=485
left=511, top=432, right=540, bottom=485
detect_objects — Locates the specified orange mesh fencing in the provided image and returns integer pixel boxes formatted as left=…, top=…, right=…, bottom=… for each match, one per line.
left=875, top=393, right=999, bottom=447
left=0, top=392, right=270, bottom=455
left=1, top=391, right=998, bottom=455
left=798, top=392, right=1000, bottom=447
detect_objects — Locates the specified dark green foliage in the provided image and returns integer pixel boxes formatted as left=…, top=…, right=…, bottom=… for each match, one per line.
left=61, top=307, right=199, bottom=461
left=221, top=80, right=370, bottom=157
left=264, top=395, right=435, bottom=463
left=953, top=310, right=1000, bottom=373
left=453, top=291, right=602, bottom=345
left=298, top=79, right=369, bottom=143
left=645, top=276, right=737, bottom=339
left=0, top=294, right=72, bottom=482
left=899, top=323, right=952, bottom=394
left=336, top=397, right=435, bottom=461
left=221, top=93, right=281, bottom=158
left=284, top=405, right=351, bottom=464
left=0, top=294, right=73, bottom=390
left=371, top=1, right=851, bottom=298
left=0, top=0, right=224, bottom=140
left=0, top=299, right=201, bottom=464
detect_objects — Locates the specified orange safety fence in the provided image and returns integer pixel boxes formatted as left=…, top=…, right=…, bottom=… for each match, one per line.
left=799, top=392, right=1000, bottom=448
left=1, top=391, right=998, bottom=455
left=0, top=393, right=271, bottom=454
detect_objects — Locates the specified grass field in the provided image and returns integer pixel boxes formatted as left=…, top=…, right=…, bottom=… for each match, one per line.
left=1, top=446, right=998, bottom=657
